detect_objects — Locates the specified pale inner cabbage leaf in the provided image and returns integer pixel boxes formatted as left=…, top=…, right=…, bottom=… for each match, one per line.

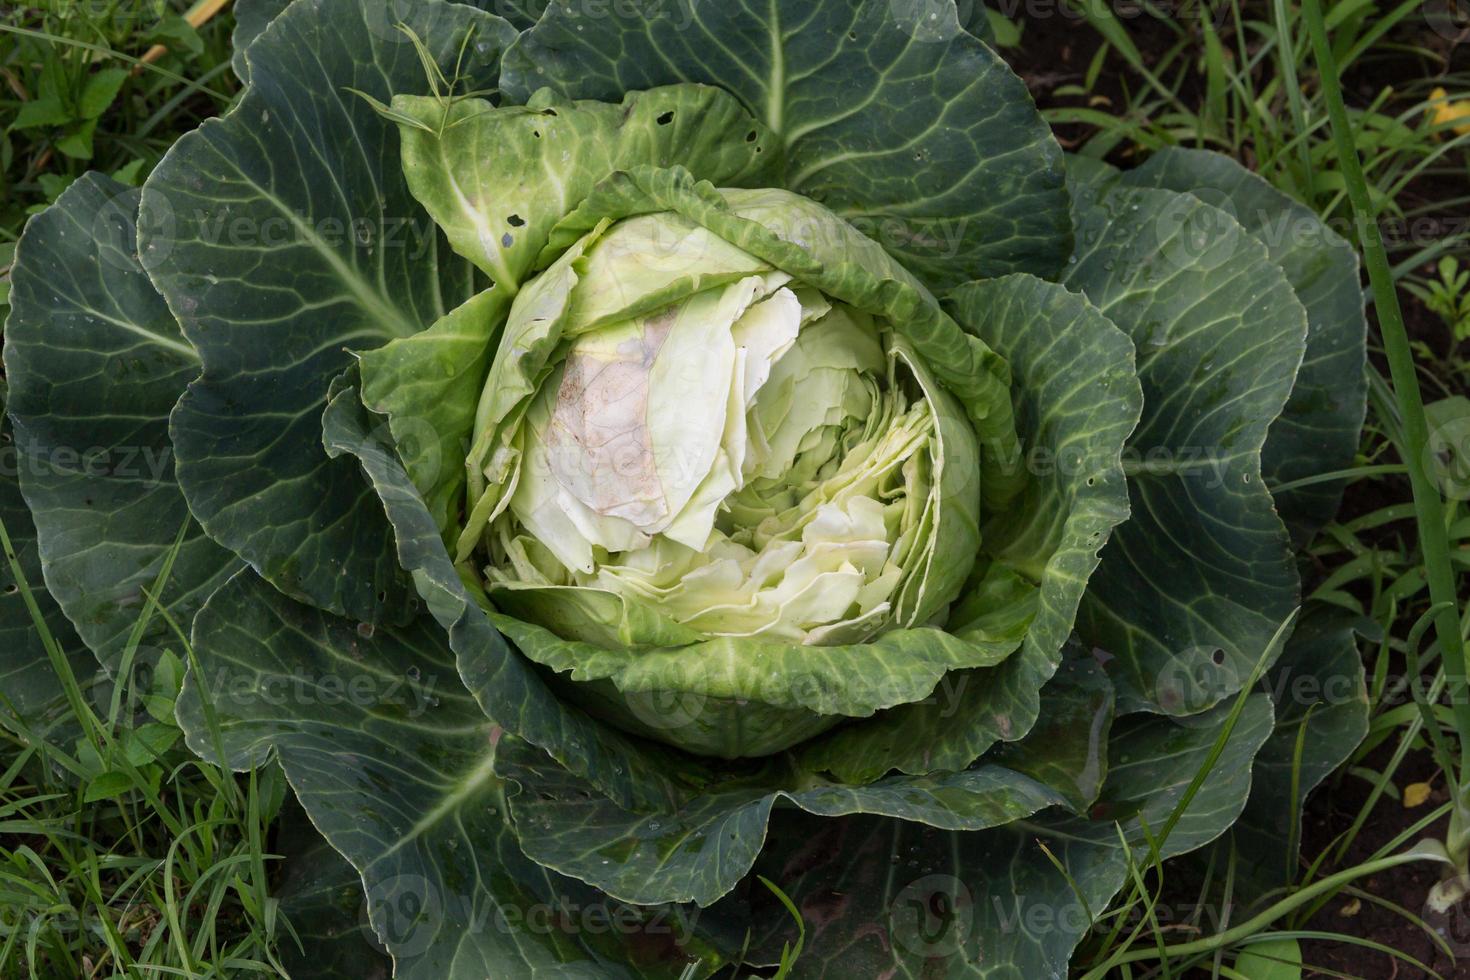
left=480, top=229, right=943, bottom=643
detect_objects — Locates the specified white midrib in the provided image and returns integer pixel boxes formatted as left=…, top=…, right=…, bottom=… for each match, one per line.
left=371, top=746, right=500, bottom=864
left=252, top=183, right=418, bottom=340
left=765, top=0, right=785, bottom=137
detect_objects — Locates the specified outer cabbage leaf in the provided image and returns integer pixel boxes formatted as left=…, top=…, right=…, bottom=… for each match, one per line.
left=490, top=655, right=1112, bottom=908
left=498, top=739, right=1067, bottom=908
left=390, top=85, right=772, bottom=291
left=175, top=570, right=733, bottom=980
left=5, top=175, right=242, bottom=669
left=273, top=796, right=392, bottom=980
left=358, top=288, right=512, bottom=538
left=1208, top=605, right=1369, bottom=894
left=321, top=374, right=704, bottom=813
left=1120, top=148, right=1367, bottom=545
left=500, top=0, right=1070, bottom=287
left=0, top=385, right=91, bottom=734
left=986, top=651, right=1115, bottom=812
left=229, top=0, right=291, bottom=84
left=1064, top=179, right=1306, bottom=715
left=142, top=0, right=514, bottom=625
left=739, top=694, right=1274, bottom=978
left=794, top=274, right=1140, bottom=781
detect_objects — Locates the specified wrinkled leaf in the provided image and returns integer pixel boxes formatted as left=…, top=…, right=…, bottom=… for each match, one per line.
left=6, top=174, right=241, bottom=668
left=501, top=0, right=1070, bottom=288
left=1065, top=179, right=1305, bottom=715
left=1121, top=148, right=1367, bottom=544
left=144, top=0, right=514, bottom=624
left=176, top=570, right=732, bottom=979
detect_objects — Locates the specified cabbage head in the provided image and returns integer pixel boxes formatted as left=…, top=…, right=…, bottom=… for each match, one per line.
left=0, top=1, right=1372, bottom=976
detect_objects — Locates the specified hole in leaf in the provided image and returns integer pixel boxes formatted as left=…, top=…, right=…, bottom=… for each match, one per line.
left=2, top=584, right=17, bottom=596
left=507, top=214, right=525, bottom=227
left=541, top=108, right=558, bottom=116
left=532, top=130, right=541, bottom=138
left=847, top=30, right=858, bottom=41
left=656, top=110, right=675, bottom=125
left=1211, top=649, right=1225, bottom=665
left=377, top=591, right=387, bottom=603
left=746, top=131, right=758, bottom=142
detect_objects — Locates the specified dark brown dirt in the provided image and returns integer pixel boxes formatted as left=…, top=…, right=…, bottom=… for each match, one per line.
left=1297, top=745, right=1453, bottom=978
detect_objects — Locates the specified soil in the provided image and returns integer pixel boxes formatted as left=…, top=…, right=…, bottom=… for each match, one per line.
left=1004, top=5, right=1470, bottom=976
left=1298, top=745, right=1454, bottom=978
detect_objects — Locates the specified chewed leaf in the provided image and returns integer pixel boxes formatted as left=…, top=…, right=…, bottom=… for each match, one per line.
left=501, top=0, right=1071, bottom=287
left=391, top=84, right=773, bottom=290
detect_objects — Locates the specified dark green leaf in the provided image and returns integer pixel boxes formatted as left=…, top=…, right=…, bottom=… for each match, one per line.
left=500, top=0, right=1071, bottom=288
left=1064, top=178, right=1306, bottom=715
left=175, top=570, right=732, bottom=979
left=273, top=796, right=393, bottom=980
left=0, top=385, right=91, bottom=733
left=739, top=695, right=1274, bottom=977
left=1121, top=148, right=1367, bottom=544
left=6, top=175, right=241, bottom=666
left=497, top=736, right=1066, bottom=907
left=142, top=0, right=515, bottom=624
left=1213, top=605, right=1368, bottom=894
left=988, top=650, right=1115, bottom=812
left=231, top=0, right=293, bottom=85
